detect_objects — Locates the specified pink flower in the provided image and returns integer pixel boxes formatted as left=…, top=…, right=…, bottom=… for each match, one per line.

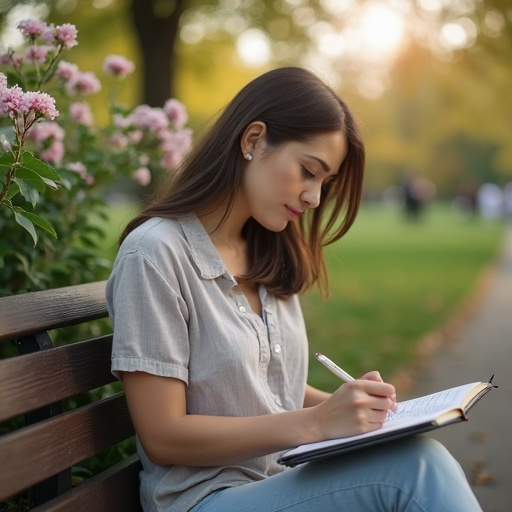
left=41, top=24, right=56, bottom=45
left=174, top=128, right=193, bottom=152
left=109, top=132, right=128, bottom=149
left=66, top=161, right=87, bottom=177
left=0, top=73, right=7, bottom=91
left=69, top=102, right=93, bottom=126
left=66, top=71, right=101, bottom=96
left=128, top=130, right=143, bottom=143
left=23, top=91, right=59, bottom=120
left=160, top=149, right=181, bottom=170
left=56, top=61, right=79, bottom=81
left=27, top=121, right=65, bottom=143
left=24, top=45, right=50, bottom=65
left=103, top=55, right=135, bottom=78
left=17, top=19, right=48, bottom=40
left=163, top=99, right=188, bottom=129
left=159, top=128, right=193, bottom=169
left=113, top=113, right=131, bottom=130
left=128, top=105, right=168, bottom=133
left=66, top=161, right=94, bottom=184
left=0, top=85, right=26, bottom=118
left=132, top=167, right=151, bottom=186
left=40, top=139, right=65, bottom=165
left=53, top=23, right=78, bottom=49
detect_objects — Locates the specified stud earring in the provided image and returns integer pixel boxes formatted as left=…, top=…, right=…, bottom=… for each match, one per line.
left=245, top=153, right=253, bottom=161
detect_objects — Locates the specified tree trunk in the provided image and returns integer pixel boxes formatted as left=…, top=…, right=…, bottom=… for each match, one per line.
left=129, top=0, right=188, bottom=106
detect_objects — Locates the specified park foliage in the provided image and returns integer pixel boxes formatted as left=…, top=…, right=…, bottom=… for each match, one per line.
left=0, top=19, right=192, bottom=295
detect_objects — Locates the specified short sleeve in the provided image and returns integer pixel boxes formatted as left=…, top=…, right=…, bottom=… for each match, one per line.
left=106, top=250, right=190, bottom=383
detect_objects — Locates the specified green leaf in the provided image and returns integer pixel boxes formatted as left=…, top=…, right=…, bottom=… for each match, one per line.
left=5, top=182, right=20, bottom=200
left=0, top=151, right=15, bottom=168
left=15, top=167, right=59, bottom=190
left=14, top=178, right=40, bottom=207
left=13, top=206, right=57, bottom=239
left=14, top=174, right=46, bottom=193
left=13, top=208, right=38, bottom=246
left=20, top=151, right=60, bottom=180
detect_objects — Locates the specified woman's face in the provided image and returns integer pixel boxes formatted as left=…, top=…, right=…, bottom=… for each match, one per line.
left=240, top=131, right=347, bottom=232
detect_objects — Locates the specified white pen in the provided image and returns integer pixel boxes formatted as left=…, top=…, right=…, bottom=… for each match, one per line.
left=315, top=352, right=355, bottom=383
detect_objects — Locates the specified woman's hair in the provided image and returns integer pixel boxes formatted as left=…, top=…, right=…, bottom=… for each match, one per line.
left=121, top=67, right=365, bottom=298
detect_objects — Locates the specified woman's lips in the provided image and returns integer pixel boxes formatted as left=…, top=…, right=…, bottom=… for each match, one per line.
left=286, top=206, right=301, bottom=219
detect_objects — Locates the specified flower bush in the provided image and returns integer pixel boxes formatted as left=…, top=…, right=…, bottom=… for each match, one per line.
left=0, top=19, right=192, bottom=295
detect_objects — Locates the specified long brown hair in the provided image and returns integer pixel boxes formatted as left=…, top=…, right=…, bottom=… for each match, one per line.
left=121, top=67, right=365, bottom=298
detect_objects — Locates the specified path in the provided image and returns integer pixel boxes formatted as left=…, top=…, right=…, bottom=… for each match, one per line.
left=411, top=224, right=512, bottom=512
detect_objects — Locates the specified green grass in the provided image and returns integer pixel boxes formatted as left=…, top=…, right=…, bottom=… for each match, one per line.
left=303, top=203, right=504, bottom=392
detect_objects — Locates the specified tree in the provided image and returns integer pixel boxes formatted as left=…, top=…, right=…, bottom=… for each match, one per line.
left=130, top=0, right=188, bottom=106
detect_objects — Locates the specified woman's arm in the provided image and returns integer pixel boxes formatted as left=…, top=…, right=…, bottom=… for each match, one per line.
left=303, top=384, right=331, bottom=407
left=122, top=370, right=396, bottom=467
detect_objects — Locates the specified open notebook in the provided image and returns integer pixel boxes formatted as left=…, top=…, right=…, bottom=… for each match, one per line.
left=278, top=380, right=494, bottom=467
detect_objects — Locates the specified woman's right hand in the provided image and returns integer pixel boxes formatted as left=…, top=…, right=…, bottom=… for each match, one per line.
left=309, top=376, right=396, bottom=440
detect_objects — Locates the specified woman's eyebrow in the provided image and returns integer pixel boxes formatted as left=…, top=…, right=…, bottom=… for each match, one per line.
left=305, top=154, right=331, bottom=173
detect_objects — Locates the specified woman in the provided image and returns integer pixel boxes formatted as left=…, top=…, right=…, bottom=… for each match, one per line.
left=106, top=67, right=482, bottom=511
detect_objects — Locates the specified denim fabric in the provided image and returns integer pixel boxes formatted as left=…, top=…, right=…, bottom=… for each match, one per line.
left=190, top=437, right=482, bottom=512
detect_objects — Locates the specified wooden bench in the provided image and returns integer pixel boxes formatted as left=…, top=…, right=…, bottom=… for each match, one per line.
left=0, top=281, right=142, bottom=511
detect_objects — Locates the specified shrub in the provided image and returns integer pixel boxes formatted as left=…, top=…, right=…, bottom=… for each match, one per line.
left=0, top=19, right=192, bottom=295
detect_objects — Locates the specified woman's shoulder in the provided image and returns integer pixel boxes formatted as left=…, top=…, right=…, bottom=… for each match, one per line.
left=117, top=216, right=190, bottom=262
left=114, top=213, right=223, bottom=280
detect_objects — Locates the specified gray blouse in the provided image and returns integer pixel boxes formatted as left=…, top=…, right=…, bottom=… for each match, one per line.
left=106, top=213, right=309, bottom=512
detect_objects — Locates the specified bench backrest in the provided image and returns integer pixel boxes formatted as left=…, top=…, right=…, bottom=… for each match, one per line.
left=0, top=281, right=142, bottom=511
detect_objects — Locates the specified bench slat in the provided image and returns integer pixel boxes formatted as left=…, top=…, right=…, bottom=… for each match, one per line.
left=0, top=336, right=116, bottom=423
left=0, top=393, right=135, bottom=501
left=0, top=281, right=108, bottom=342
left=32, top=455, right=142, bottom=512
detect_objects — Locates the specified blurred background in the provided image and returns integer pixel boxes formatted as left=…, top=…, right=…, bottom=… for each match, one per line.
left=1, top=0, right=510, bottom=379
left=1, top=0, right=511, bottom=200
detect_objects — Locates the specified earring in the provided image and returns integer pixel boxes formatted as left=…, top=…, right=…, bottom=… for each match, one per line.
left=245, top=153, right=253, bottom=161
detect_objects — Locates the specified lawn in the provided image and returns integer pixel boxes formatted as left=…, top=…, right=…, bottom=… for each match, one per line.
left=303, top=203, right=504, bottom=392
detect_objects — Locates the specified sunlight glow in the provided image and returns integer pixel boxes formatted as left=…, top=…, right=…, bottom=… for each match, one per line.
left=356, top=2, right=405, bottom=58
left=236, top=29, right=272, bottom=68
left=440, top=17, right=477, bottom=50
left=309, top=1, right=407, bottom=99
left=316, top=2, right=406, bottom=63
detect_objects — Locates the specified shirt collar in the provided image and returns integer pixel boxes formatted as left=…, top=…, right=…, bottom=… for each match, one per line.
left=179, top=213, right=231, bottom=280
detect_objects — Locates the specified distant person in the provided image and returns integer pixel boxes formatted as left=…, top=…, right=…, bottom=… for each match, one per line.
left=503, top=182, right=512, bottom=221
left=454, top=179, right=480, bottom=219
left=106, top=67, right=482, bottom=512
left=477, top=183, right=503, bottom=220
left=402, top=170, right=436, bottom=220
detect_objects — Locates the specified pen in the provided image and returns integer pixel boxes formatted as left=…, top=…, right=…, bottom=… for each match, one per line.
left=315, top=352, right=355, bottom=383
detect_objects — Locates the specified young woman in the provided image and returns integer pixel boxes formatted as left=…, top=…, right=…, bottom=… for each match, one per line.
left=106, top=67, right=482, bottom=511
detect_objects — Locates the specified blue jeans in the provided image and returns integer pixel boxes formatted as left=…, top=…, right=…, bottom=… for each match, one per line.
left=190, top=437, right=482, bottom=511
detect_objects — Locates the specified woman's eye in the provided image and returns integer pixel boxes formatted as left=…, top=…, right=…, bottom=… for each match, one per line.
left=322, top=179, right=336, bottom=191
left=302, top=166, right=315, bottom=179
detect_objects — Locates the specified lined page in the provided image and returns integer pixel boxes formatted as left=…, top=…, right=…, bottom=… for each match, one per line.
left=387, top=382, right=477, bottom=422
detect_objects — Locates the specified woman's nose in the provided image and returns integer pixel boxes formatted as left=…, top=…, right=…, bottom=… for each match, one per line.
left=301, top=185, right=321, bottom=209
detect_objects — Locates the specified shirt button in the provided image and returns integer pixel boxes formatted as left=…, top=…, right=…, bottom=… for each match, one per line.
left=239, top=305, right=246, bottom=313
left=274, top=343, right=281, bottom=354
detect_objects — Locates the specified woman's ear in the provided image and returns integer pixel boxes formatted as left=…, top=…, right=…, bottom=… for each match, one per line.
left=240, top=121, right=267, bottom=158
